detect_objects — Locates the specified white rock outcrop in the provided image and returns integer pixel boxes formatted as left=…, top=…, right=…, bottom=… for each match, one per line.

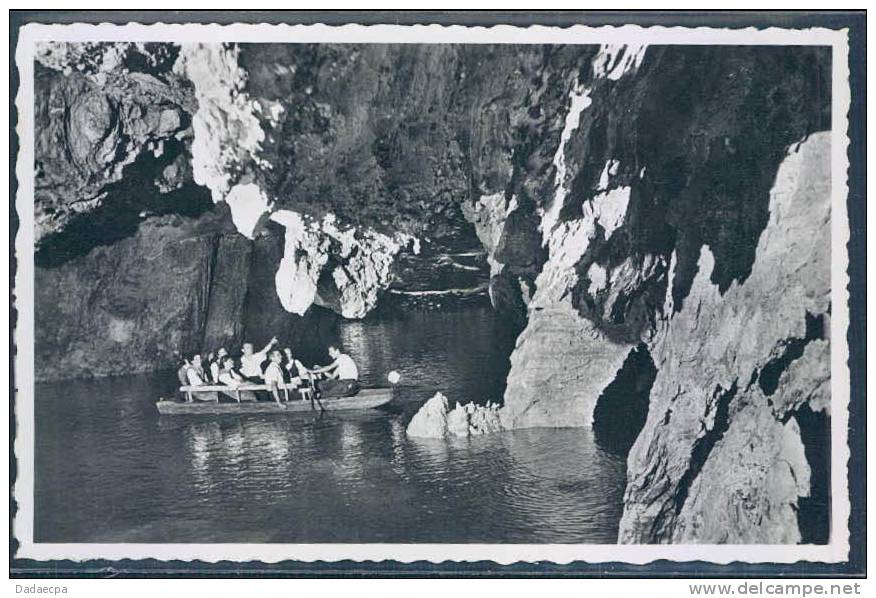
left=461, top=192, right=516, bottom=277
left=406, top=393, right=505, bottom=439
left=500, top=188, right=635, bottom=429
left=175, top=44, right=403, bottom=317
left=174, top=43, right=269, bottom=208
left=271, top=210, right=401, bottom=318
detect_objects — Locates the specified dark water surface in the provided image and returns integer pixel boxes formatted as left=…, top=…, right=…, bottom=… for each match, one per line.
left=35, top=307, right=627, bottom=543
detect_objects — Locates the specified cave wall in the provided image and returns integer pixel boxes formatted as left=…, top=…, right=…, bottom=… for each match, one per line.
left=32, top=42, right=595, bottom=379
left=33, top=43, right=198, bottom=255
left=35, top=210, right=243, bottom=381
left=405, top=44, right=832, bottom=543
left=619, top=133, right=831, bottom=543
left=236, top=43, right=588, bottom=240
left=492, top=45, right=830, bottom=430
left=33, top=206, right=327, bottom=382
left=487, top=45, right=832, bottom=543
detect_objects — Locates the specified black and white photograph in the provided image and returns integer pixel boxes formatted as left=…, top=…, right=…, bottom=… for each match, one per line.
left=9, top=11, right=865, bottom=579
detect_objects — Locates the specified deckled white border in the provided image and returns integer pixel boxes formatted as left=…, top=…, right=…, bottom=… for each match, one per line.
left=13, top=22, right=852, bottom=565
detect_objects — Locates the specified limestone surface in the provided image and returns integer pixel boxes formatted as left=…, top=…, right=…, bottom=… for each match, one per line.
left=619, top=132, right=832, bottom=544
left=406, top=393, right=504, bottom=439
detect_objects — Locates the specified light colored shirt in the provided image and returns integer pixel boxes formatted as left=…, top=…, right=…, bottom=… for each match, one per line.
left=263, top=362, right=285, bottom=386
left=186, top=367, right=205, bottom=386
left=240, top=351, right=268, bottom=377
left=335, top=353, right=358, bottom=380
left=210, top=361, right=221, bottom=382
left=218, top=370, right=242, bottom=387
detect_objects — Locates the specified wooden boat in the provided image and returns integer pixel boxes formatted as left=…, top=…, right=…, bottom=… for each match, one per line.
left=156, top=384, right=394, bottom=415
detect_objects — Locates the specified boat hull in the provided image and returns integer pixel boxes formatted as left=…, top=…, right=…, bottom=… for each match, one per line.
left=156, top=388, right=394, bottom=415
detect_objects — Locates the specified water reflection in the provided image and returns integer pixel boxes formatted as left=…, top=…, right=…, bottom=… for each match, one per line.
left=186, top=422, right=217, bottom=488
left=35, top=307, right=626, bottom=543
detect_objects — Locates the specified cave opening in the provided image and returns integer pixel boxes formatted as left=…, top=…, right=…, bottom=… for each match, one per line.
left=759, top=312, right=825, bottom=396
left=592, top=343, right=657, bottom=455
left=35, top=140, right=215, bottom=268
left=795, top=403, right=831, bottom=544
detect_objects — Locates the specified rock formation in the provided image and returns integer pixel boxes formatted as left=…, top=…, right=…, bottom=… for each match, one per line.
left=269, top=210, right=401, bottom=319
left=29, top=41, right=834, bottom=543
left=406, top=393, right=504, bottom=439
left=619, top=132, right=832, bottom=544
left=34, top=42, right=199, bottom=257
left=32, top=41, right=591, bottom=378
left=407, top=44, right=832, bottom=544
left=35, top=209, right=246, bottom=380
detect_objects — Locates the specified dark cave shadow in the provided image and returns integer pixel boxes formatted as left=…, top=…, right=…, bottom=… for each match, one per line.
left=592, top=343, right=657, bottom=456
left=35, top=142, right=214, bottom=268
left=795, top=403, right=831, bottom=545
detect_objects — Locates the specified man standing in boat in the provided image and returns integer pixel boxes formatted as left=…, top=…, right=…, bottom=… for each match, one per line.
left=311, top=345, right=360, bottom=398
left=239, top=337, right=279, bottom=383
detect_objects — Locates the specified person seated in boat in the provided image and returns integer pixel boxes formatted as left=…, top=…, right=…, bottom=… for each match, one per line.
left=311, top=345, right=361, bottom=398
left=239, top=337, right=279, bottom=383
left=217, top=356, right=256, bottom=402
left=282, top=347, right=308, bottom=388
left=185, top=354, right=221, bottom=402
left=175, top=356, right=191, bottom=401
left=218, top=356, right=244, bottom=386
left=176, top=357, right=191, bottom=386
left=263, top=350, right=288, bottom=406
left=203, top=352, right=215, bottom=382
left=209, top=348, right=228, bottom=383
left=186, top=354, right=207, bottom=386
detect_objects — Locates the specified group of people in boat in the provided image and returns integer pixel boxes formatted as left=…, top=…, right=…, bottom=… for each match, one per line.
left=176, top=337, right=360, bottom=405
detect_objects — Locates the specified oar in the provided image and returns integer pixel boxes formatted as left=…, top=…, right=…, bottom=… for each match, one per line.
left=307, top=371, right=326, bottom=413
